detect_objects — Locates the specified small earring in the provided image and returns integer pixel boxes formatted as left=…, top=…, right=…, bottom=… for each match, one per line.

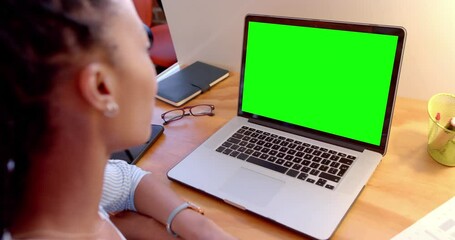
left=104, top=101, right=119, bottom=117
left=7, top=159, right=15, bottom=172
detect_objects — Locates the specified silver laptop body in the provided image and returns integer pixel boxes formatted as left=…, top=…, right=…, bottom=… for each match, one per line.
left=168, top=14, right=406, bottom=240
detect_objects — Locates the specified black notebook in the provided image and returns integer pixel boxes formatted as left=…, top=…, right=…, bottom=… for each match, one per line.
left=156, top=61, right=229, bottom=106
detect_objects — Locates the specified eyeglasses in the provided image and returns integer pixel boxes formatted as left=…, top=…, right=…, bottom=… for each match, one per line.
left=161, top=104, right=215, bottom=125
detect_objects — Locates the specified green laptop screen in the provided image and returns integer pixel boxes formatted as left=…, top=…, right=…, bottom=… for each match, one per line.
left=241, top=21, right=399, bottom=146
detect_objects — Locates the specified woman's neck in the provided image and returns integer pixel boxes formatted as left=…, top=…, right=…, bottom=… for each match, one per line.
left=11, top=123, right=110, bottom=237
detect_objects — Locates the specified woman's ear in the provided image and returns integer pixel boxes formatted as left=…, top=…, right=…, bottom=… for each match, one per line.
left=78, top=63, right=118, bottom=116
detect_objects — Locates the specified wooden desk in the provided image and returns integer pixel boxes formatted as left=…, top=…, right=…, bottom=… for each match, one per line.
left=138, top=73, right=455, bottom=239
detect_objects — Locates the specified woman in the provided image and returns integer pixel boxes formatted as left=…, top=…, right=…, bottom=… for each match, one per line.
left=0, top=0, right=235, bottom=239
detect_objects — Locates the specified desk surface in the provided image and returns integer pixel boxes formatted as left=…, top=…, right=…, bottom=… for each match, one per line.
left=139, top=73, right=455, bottom=240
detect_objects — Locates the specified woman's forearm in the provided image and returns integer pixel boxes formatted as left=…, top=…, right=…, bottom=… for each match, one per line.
left=133, top=173, right=236, bottom=239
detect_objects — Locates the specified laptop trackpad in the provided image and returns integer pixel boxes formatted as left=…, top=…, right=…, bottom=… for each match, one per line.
left=219, top=167, right=284, bottom=207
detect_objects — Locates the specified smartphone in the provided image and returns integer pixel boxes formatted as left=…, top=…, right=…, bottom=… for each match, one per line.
left=110, top=124, right=164, bottom=164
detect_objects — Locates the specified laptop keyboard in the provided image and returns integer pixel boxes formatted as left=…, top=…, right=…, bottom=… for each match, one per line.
left=215, top=126, right=357, bottom=190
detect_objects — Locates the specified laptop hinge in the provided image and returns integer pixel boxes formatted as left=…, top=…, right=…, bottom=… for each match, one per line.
left=248, top=118, right=365, bottom=152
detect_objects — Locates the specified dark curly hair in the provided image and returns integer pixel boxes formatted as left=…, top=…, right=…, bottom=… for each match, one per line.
left=0, top=0, right=113, bottom=232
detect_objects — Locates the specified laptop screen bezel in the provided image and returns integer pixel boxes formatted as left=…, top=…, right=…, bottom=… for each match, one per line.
left=237, top=14, right=406, bottom=155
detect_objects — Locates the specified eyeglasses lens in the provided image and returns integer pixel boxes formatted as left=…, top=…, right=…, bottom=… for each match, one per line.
left=190, top=105, right=213, bottom=116
left=163, top=109, right=185, bottom=122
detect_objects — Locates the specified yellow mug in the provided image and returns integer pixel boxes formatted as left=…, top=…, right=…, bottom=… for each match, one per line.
left=427, top=93, right=455, bottom=166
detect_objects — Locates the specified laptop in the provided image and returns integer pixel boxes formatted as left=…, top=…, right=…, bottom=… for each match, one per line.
left=168, top=14, right=406, bottom=239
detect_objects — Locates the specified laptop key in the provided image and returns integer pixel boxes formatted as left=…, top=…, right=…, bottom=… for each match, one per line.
left=237, top=153, right=249, bottom=160
left=269, top=150, right=278, bottom=156
left=321, top=159, right=331, bottom=165
left=321, top=152, right=331, bottom=159
left=339, top=158, right=353, bottom=165
left=288, top=143, right=297, bottom=149
left=330, top=162, right=340, bottom=168
left=227, top=137, right=241, bottom=144
left=284, top=161, right=293, bottom=167
left=310, top=162, right=320, bottom=169
left=257, top=140, right=266, bottom=146
left=260, top=148, right=270, bottom=154
left=310, top=169, right=320, bottom=176
left=328, top=168, right=338, bottom=174
left=286, top=169, right=299, bottom=177
left=246, top=156, right=288, bottom=174
left=313, top=150, right=322, bottom=156
left=316, top=179, right=327, bottom=186
left=230, top=151, right=240, bottom=157
left=287, top=149, right=297, bottom=155
left=279, top=147, right=288, bottom=152
left=302, top=160, right=311, bottom=166
left=337, top=152, right=347, bottom=157
left=284, top=155, right=294, bottom=161
left=292, top=164, right=302, bottom=171
left=319, top=165, right=329, bottom=172
left=230, top=144, right=240, bottom=150
left=232, top=133, right=243, bottom=139
left=297, top=173, right=308, bottom=180
left=272, top=145, right=281, bottom=150
left=242, top=136, right=251, bottom=141
left=296, top=146, right=305, bottom=151
left=275, top=159, right=285, bottom=165
left=222, top=149, right=232, bottom=155
left=338, top=165, right=349, bottom=177
left=319, top=172, right=341, bottom=183
left=337, top=169, right=347, bottom=177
